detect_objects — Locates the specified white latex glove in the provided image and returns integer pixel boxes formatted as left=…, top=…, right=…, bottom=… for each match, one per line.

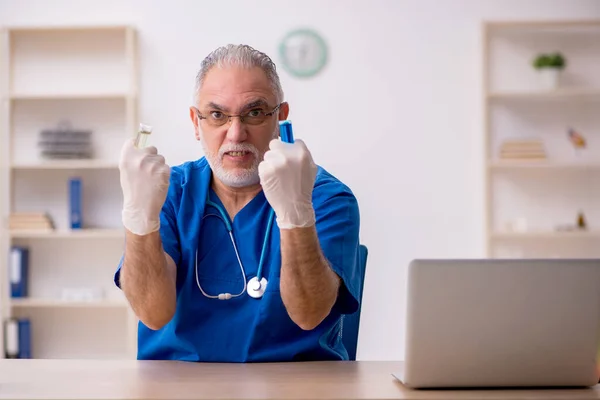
left=119, top=139, right=171, bottom=236
left=258, top=139, right=318, bottom=229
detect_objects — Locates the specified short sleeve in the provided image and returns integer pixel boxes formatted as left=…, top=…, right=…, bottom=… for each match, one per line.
left=159, top=168, right=183, bottom=266
left=313, top=177, right=361, bottom=315
left=113, top=167, right=183, bottom=289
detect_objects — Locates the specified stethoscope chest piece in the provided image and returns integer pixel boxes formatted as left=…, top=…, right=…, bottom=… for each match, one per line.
left=247, top=276, right=268, bottom=299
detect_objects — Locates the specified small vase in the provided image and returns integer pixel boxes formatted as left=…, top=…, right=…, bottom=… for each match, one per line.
left=538, top=68, right=561, bottom=90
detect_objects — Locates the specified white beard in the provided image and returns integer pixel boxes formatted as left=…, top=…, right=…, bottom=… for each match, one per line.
left=200, top=125, right=279, bottom=188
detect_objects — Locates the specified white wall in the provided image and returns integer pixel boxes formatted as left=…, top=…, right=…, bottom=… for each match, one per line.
left=1, top=0, right=599, bottom=361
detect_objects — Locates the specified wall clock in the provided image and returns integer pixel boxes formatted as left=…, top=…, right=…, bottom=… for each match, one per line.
left=278, top=28, right=328, bottom=78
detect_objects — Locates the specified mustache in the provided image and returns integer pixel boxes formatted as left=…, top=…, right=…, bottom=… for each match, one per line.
left=218, top=143, right=259, bottom=158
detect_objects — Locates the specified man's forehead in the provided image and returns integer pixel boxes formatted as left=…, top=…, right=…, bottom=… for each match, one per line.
left=201, top=66, right=272, bottom=92
left=198, top=66, right=276, bottom=108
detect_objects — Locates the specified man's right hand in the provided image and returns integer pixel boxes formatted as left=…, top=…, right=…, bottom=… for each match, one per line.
left=119, top=139, right=171, bottom=236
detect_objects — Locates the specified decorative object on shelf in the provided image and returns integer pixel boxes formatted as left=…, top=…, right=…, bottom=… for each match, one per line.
left=532, top=52, right=566, bottom=90
left=577, top=211, right=587, bottom=230
left=499, top=139, right=546, bottom=160
left=567, top=127, right=587, bottom=158
left=278, top=28, right=328, bottom=78
left=61, top=287, right=104, bottom=302
left=8, top=212, right=55, bottom=231
left=554, top=210, right=588, bottom=231
left=38, top=120, right=93, bottom=159
left=504, top=217, right=528, bottom=233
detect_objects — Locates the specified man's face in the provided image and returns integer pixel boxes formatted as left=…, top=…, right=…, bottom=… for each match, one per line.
left=190, top=66, right=289, bottom=188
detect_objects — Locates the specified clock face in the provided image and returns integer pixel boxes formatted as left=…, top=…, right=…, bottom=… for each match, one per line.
left=278, top=29, right=328, bottom=78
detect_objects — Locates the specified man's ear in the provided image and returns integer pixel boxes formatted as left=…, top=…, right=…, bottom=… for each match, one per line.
left=278, top=102, right=290, bottom=121
left=189, top=107, right=201, bottom=141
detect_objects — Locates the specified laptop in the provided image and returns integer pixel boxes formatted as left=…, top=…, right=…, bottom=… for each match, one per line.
left=396, top=258, right=600, bottom=389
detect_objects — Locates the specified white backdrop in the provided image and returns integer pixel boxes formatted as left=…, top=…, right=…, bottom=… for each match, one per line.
left=1, top=0, right=599, bottom=361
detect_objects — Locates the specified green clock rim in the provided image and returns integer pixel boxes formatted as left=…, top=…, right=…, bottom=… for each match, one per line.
left=278, top=28, right=328, bottom=78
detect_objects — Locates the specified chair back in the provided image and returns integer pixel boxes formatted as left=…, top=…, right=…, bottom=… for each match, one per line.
left=341, top=244, right=368, bottom=361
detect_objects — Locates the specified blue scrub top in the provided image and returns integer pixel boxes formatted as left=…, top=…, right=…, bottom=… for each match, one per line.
left=114, top=157, right=361, bottom=362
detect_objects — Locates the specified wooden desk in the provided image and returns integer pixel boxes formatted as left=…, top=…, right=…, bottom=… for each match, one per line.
left=1, top=359, right=599, bottom=399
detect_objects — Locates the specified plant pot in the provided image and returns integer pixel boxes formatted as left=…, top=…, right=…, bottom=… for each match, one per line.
left=538, top=68, right=561, bottom=90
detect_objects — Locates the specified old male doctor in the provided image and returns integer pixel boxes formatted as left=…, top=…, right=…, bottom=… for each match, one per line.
left=114, top=44, right=362, bottom=362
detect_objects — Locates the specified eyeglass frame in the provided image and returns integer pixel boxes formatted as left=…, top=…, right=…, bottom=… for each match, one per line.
left=191, top=102, right=283, bottom=127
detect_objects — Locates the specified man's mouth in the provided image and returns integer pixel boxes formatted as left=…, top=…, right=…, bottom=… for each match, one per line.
left=226, top=151, right=250, bottom=157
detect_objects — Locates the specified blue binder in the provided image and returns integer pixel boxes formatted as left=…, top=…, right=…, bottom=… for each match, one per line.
left=69, top=177, right=82, bottom=229
left=18, top=319, right=31, bottom=359
left=10, top=246, right=29, bottom=298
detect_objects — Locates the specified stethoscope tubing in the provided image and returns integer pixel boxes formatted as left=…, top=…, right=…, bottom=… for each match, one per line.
left=195, top=195, right=274, bottom=300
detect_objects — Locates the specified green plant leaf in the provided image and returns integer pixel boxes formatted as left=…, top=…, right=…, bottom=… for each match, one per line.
left=532, top=52, right=566, bottom=69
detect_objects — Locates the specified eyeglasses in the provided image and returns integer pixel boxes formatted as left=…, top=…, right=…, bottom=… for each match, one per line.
left=193, top=103, right=282, bottom=127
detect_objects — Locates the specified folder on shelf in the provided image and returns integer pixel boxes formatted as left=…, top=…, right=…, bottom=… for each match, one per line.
left=69, top=177, right=82, bottom=229
left=4, top=318, right=19, bottom=358
left=3, top=318, right=31, bottom=359
left=18, top=319, right=31, bottom=359
left=9, top=246, right=29, bottom=298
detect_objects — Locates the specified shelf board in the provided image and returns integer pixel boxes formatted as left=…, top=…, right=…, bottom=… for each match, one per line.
left=9, top=228, right=124, bottom=239
left=485, top=20, right=600, bottom=35
left=11, top=160, right=119, bottom=170
left=487, top=88, right=600, bottom=101
left=485, top=20, right=600, bottom=28
left=491, top=230, right=600, bottom=239
left=489, top=161, right=600, bottom=170
left=8, top=92, right=133, bottom=100
left=10, top=298, right=127, bottom=309
left=6, top=25, right=133, bottom=33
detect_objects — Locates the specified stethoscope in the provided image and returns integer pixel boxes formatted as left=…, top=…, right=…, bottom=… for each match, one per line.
left=194, top=120, right=294, bottom=301
left=194, top=191, right=275, bottom=300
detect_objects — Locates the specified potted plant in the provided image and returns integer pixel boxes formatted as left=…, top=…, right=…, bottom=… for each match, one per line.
left=532, top=52, right=566, bottom=90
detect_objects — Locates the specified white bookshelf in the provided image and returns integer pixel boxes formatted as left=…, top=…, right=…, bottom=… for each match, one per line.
left=483, top=20, right=600, bottom=259
left=0, top=25, right=138, bottom=360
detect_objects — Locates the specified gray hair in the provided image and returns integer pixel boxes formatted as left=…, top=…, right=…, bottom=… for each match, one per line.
left=193, top=44, right=284, bottom=105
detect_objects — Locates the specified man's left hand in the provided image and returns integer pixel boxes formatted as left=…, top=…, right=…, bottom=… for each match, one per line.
left=258, top=139, right=318, bottom=229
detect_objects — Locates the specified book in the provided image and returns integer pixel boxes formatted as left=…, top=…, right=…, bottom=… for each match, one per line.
left=499, top=139, right=547, bottom=160
left=8, top=212, right=54, bottom=231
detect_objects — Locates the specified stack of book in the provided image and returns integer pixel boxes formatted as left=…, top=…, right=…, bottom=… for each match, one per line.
left=499, top=139, right=546, bottom=161
left=8, top=212, right=55, bottom=231
left=38, top=121, right=93, bottom=159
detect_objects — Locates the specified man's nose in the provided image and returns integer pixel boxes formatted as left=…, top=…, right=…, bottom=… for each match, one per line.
left=225, top=117, right=248, bottom=142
